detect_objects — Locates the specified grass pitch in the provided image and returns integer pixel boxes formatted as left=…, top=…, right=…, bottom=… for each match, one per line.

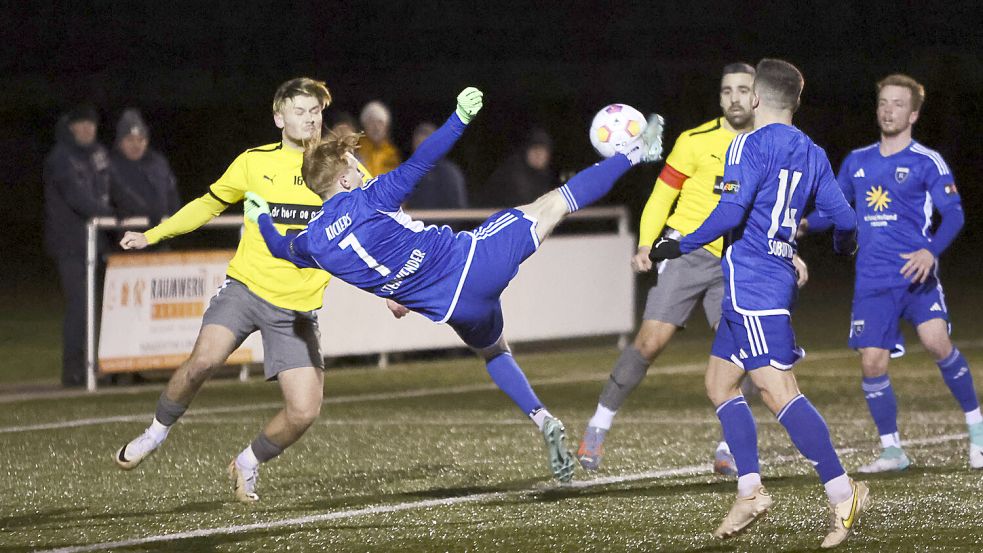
left=2, top=339, right=983, bottom=552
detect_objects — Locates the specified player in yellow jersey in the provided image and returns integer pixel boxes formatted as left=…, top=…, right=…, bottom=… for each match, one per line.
left=112, top=78, right=368, bottom=503
left=579, top=63, right=809, bottom=473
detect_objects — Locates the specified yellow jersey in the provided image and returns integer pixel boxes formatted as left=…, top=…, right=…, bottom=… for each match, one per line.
left=638, top=117, right=736, bottom=258
left=145, top=142, right=369, bottom=312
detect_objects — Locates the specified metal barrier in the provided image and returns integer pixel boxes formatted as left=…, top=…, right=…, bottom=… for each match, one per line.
left=85, top=207, right=632, bottom=391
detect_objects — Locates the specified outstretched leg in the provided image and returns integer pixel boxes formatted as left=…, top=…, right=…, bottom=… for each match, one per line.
left=115, top=324, right=240, bottom=470
left=518, top=154, right=635, bottom=243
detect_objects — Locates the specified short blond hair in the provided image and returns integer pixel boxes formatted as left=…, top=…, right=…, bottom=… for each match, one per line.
left=272, top=77, right=332, bottom=115
left=303, top=129, right=362, bottom=197
left=877, top=74, right=925, bottom=112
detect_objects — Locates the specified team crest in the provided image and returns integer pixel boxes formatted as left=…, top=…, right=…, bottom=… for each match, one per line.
left=895, top=166, right=910, bottom=183
left=851, top=319, right=865, bottom=337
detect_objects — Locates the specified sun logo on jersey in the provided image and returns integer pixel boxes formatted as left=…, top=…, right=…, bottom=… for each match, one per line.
left=865, top=185, right=891, bottom=212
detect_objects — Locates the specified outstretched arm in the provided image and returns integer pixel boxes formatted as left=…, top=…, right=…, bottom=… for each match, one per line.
left=245, top=192, right=319, bottom=269
left=366, top=88, right=483, bottom=210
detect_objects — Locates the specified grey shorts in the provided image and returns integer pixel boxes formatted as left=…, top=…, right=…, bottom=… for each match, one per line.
left=202, top=278, right=324, bottom=380
left=643, top=245, right=723, bottom=329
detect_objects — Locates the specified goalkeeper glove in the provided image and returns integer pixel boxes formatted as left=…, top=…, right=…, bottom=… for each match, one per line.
left=455, top=87, right=483, bottom=124
left=648, top=236, right=682, bottom=263
left=244, top=191, right=270, bottom=223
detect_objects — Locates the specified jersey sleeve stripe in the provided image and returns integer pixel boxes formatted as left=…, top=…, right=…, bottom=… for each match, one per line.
left=208, top=188, right=233, bottom=206
left=911, top=144, right=950, bottom=175
left=658, top=163, right=689, bottom=189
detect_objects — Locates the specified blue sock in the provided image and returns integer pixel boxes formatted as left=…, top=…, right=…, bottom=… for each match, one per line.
left=486, top=353, right=543, bottom=415
left=777, top=395, right=845, bottom=484
left=938, top=348, right=980, bottom=413
left=557, top=155, right=632, bottom=213
left=715, top=396, right=760, bottom=476
left=862, top=374, right=899, bottom=436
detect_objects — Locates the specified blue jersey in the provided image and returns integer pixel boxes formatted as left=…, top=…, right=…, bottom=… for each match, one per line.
left=720, top=124, right=853, bottom=314
left=271, top=114, right=475, bottom=322
left=836, top=141, right=960, bottom=290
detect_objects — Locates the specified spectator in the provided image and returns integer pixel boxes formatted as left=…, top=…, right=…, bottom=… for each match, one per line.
left=483, top=128, right=557, bottom=207
left=358, top=100, right=401, bottom=176
left=42, top=105, right=114, bottom=387
left=109, top=108, right=180, bottom=226
left=328, top=111, right=358, bottom=136
left=404, top=122, right=469, bottom=209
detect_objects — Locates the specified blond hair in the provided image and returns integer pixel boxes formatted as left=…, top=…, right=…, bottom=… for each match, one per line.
left=877, top=74, right=925, bottom=111
left=272, top=77, right=332, bottom=115
left=303, top=128, right=362, bottom=197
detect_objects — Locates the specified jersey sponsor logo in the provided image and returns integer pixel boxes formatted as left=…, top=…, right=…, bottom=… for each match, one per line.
left=851, top=319, right=865, bottom=337
left=269, top=203, right=322, bottom=225
left=324, top=214, right=353, bottom=240
left=865, top=185, right=891, bottom=212
left=853, top=168, right=865, bottom=178
left=944, top=183, right=958, bottom=195
left=894, top=166, right=910, bottom=183
left=712, top=175, right=724, bottom=195
left=263, top=174, right=276, bottom=185
left=720, top=180, right=740, bottom=194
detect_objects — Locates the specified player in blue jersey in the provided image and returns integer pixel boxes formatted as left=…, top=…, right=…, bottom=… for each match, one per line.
left=246, top=87, right=663, bottom=483
left=650, top=59, right=869, bottom=548
left=801, top=74, right=982, bottom=472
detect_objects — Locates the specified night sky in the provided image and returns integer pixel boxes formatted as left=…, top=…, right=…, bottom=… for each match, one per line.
left=3, top=1, right=981, bottom=288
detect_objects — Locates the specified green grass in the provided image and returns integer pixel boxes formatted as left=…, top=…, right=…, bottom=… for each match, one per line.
left=2, top=341, right=983, bottom=552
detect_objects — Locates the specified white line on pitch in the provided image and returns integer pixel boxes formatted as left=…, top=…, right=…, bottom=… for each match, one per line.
left=36, top=430, right=971, bottom=553
left=6, top=341, right=980, bottom=434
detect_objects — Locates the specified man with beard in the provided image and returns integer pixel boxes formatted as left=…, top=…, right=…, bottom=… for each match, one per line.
left=579, top=63, right=808, bottom=474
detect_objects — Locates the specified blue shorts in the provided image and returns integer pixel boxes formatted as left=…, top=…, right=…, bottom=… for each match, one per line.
left=848, top=279, right=949, bottom=353
left=711, top=308, right=804, bottom=371
left=447, top=209, right=540, bottom=349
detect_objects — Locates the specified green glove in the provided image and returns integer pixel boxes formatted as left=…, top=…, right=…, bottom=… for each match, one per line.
left=455, top=87, right=483, bottom=124
left=244, top=191, right=270, bottom=223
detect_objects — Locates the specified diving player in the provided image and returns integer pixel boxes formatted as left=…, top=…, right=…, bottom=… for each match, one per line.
left=802, top=74, right=982, bottom=472
left=249, top=87, right=664, bottom=482
left=650, top=59, right=869, bottom=548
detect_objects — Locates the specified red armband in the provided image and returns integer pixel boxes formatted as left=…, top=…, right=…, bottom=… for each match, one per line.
left=658, top=164, right=688, bottom=190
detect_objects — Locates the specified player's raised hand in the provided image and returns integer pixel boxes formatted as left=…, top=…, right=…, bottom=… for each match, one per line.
left=631, top=246, right=654, bottom=273
left=455, top=87, right=483, bottom=124
left=120, top=231, right=149, bottom=250
left=648, top=237, right=682, bottom=263
left=899, top=248, right=935, bottom=284
left=244, top=191, right=271, bottom=224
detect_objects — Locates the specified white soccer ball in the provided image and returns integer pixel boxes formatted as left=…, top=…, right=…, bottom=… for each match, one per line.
left=589, top=103, right=647, bottom=158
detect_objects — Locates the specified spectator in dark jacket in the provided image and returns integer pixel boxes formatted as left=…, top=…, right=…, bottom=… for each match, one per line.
left=404, top=121, right=468, bottom=209
left=43, top=105, right=138, bottom=387
left=110, top=108, right=180, bottom=226
left=482, top=128, right=557, bottom=207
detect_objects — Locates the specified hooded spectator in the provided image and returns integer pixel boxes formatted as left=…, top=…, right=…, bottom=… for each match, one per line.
left=109, top=108, right=180, bottom=225
left=483, top=128, right=557, bottom=207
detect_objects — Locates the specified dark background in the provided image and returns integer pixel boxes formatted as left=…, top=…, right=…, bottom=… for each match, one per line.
left=2, top=1, right=981, bottom=292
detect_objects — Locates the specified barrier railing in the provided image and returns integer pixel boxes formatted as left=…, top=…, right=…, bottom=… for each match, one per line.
left=85, top=207, right=633, bottom=391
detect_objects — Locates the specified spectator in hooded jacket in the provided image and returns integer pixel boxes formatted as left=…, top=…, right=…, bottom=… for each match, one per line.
left=43, top=104, right=140, bottom=387
left=482, top=128, right=557, bottom=207
left=109, top=108, right=180, bottom=226
left=404, top=121, right=468, bottom=209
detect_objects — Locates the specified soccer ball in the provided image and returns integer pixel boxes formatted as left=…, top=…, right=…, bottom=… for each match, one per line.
left=589, top=104, right=647, bottom=158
